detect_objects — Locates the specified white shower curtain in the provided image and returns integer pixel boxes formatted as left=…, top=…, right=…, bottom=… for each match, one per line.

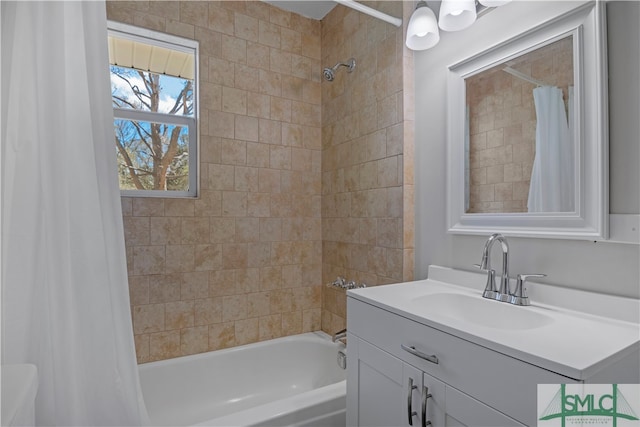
left=527, top=86, right=574, bottom=212
left=1, top=2, right=147, bottom=425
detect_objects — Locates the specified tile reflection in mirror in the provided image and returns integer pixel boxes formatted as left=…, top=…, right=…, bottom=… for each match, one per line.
left=464, top=36, right=574, bottom=214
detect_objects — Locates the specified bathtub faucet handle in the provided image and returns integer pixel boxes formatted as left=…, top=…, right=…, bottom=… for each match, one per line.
left=331, top=277, right=346, bottom=288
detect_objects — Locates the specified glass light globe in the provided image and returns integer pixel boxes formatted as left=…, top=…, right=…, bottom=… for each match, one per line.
left=438, top=0, right=477, bottom=31
left=479, top=0, right=512, bottom=7
left=406, top=3, right=440, bottom=50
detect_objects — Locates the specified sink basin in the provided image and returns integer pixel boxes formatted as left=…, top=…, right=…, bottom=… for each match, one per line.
left=348, top=265, right=640, bottom=381
left=411, top=293, right=554, bottom=330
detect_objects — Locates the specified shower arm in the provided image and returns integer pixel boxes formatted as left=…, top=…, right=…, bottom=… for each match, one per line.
left=323, top=58, right=356, bottom=81
left=332, top=60, right=355, bottom=73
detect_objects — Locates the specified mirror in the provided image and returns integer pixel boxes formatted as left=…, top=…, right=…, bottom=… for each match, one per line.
left=447, top=2, right=608, bottom=239
left=465, top=36, right=574, bottom=214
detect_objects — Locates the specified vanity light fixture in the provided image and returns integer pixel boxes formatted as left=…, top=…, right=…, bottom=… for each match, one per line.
left=405, top=0, right=512, bottom=51
left=438, top=0, right=477, bottom=31
left=478, top=0, right=512, bottom=7
left=406, top=1, right=440, bottom=51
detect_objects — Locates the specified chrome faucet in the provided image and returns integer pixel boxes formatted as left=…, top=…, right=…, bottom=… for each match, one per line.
left=332, top=328, right=347, bottom=344
left=332, top=328, right=348, bottom=369
left=479, top=233, right=511, bottom=302
left=477, top=233, right=547, bottom=306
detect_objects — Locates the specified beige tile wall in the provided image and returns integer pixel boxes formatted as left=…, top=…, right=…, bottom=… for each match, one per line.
left=466, top=37, right=573, bottom=213
left=320, top=2, right=415, bottom=334
left=108, top=0, right=324, bottom=363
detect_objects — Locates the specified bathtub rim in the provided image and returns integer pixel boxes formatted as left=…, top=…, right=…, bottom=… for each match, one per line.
left=137, top=330, right=343, bottom=370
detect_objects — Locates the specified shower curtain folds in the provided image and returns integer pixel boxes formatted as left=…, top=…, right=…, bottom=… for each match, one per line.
left=1, top=1, right=147, bottom=425
left=528, top=86, right=574, bottom=213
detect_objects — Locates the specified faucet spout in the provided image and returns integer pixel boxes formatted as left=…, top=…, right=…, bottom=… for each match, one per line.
left=332, top=328, right=347, bottom=344
left=480, top=233, right=511, bottom=301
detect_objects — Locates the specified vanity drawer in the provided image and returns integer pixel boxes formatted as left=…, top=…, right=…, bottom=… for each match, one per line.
left=347, top=297, right=577, bottom=426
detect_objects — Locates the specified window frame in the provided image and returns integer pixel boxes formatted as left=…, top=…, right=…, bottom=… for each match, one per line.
left=107, top=20, right=200, bottom=198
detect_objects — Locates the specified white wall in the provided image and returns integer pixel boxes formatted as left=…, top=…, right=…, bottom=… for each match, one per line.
left=414, top=1, right=640, bottom=298
left=608, top=1, right=640, bottom=214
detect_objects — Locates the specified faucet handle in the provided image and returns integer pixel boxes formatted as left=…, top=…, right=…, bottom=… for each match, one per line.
left=516, top=274, right=546, bottom=291
left=482, top=269, right=500, bottom=300
left=510, top=274, right=546, bottom=306
left=475, top=263, right=500, bottom=299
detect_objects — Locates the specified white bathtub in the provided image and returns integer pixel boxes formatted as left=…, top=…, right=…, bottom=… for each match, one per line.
left=138, top=332, right=347, bottom=427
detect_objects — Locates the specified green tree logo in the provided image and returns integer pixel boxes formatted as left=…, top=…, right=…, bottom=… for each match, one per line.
left=539, top=384, right=639, bottom=427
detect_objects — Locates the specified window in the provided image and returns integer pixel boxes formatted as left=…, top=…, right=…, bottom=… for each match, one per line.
left=107, top=21, right=198, bottom=197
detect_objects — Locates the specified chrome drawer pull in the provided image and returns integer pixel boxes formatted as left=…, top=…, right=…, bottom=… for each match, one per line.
left=407, top=377, right=418, bottom=425
left=401, top=344, right=439, bottom=365
left=421, top=386, right=432, bottom=427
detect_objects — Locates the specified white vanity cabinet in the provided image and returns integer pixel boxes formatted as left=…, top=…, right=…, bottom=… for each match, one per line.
left=346, top=298, right=563, bottom=426
left=345, top=267, right=640, bottom=427
left=347, top=333, right=522, bottom=427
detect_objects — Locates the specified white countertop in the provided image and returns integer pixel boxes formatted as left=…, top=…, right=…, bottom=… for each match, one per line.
left=347, top=265, right=640, bottom=380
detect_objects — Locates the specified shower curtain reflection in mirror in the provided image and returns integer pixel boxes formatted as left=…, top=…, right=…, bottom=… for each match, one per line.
left=464, top=35, right=574, bottom=214
left=528, top=85, right=574, bottom=212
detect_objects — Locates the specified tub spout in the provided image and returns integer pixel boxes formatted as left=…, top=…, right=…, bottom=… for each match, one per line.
left=332, top=328, right=347, bottom=344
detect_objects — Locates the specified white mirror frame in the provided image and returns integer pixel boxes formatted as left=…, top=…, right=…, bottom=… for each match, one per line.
left=446, top=2, right=608, bottom=240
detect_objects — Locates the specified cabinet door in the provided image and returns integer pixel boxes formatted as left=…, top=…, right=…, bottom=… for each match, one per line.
left=348, top=337, right=426, bottom=427
left=346, top=335, right=523, bottom=427
left=422, top=372, right=446, bottom=427
left=404, top=363, right=425, bottom=427
left=443, top=386, right=525, bottom=427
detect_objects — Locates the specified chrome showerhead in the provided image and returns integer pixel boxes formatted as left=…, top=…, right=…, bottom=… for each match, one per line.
left=322, top=58, right=356, bottom=82
left=323, top=67, right=336, bottom=81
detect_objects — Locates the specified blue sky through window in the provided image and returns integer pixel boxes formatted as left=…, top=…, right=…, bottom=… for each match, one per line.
left=110, top=65, right=194, bottom=116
